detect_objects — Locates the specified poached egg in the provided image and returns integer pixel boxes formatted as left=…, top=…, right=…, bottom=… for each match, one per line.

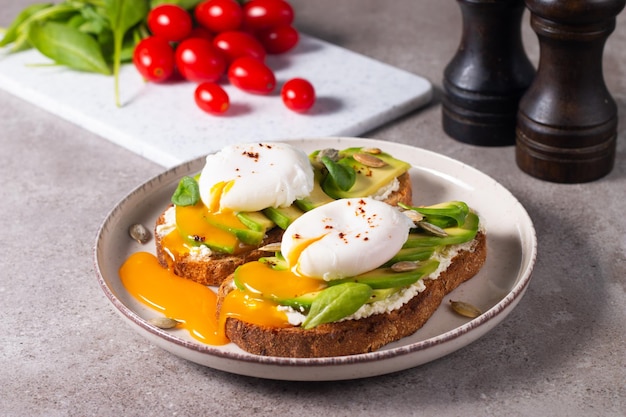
left=198, top=142, right=314, bottom=212
left=281, top=197, right=415, bottom=280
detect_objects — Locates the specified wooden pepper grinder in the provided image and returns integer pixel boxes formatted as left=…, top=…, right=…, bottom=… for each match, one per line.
left=442, top=0, right=535, bottom=146
left=516, top=0, right=625, bottom=183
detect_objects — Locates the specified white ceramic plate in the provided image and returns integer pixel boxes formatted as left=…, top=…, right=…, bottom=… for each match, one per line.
left=94, top=137, right=537, bottom=381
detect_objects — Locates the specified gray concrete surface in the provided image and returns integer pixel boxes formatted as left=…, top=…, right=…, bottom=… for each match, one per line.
left=1, top=1, right=624, bottom=416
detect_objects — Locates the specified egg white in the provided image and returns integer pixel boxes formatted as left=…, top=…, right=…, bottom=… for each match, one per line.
left=281, top=198, right=414, bottom=280
left=198, top=142, right=314, bottom=212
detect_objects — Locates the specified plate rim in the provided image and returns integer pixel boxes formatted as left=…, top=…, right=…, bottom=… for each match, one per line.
left=94, top=137, right=537, bottom=376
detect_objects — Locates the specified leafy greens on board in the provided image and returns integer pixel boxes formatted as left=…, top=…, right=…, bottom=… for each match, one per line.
left=0, top=0, right=205, bottom=106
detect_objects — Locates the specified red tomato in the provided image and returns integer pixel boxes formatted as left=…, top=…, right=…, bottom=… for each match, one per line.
left=213, top=31, right=266, bottom=63
left=194, top=0, right=243, bottom=33
left=281, top=78, right=315, bottom=111
left=243, top=0, right=294, bottom=30
left=132, top=36, right=175, bottom=82
left=256, top=24, right=298, bottom=54
left=228, top=56, right=276, bottom=94
left=147, top=4, right=193, bottom=42
left=175, top=38, right=226, bottom=82
left=195, top=82, right=230, bottom=114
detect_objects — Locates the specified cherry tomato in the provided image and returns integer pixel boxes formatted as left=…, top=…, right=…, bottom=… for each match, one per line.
left=281, top=78, right=315, bottom=111
left=147, top=4, right=193, bottom=42
left=175, top=38, right=226, bottom=82
left=228, top=56, right=276, bottom=94
left=195, top=0, right=243, bottom=33
left=132, top=36, right=175, bottom=82
left=243, top=0, right=294, bottom=30
left=213, top=31, right=266, bottom=63
left=195, top=82, right=230, bottom=114
left=256, top=24, right=298, bottom=54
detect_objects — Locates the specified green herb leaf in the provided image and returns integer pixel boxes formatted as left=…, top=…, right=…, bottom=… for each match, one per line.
left=399, top=201, right=470, bottom=228
left=321, top=155, right=356, bottom=192
left=27, top=21, right=111, bottom=75
left=102, top=0, right=149, bottom=106
left=171, top=176, right=200, bottom=207
left=302, top=282, right=372, bottom=329
left=150, top=0, right=204, bottom=9
left=0, top=3, right=51, bottom=48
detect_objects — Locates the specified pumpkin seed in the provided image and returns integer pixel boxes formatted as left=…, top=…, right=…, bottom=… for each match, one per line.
left=362, top=147, right=382, bottom=155
left=148, top=317, right=180, bottom=329
left=417, top=220, right=448, bottom=237
left=258, top=242, right=282, bottom=252
left=317, top=148, right=340, bottom=162
left=129, top=223, right=151, bottom=243
left=353, top=152, right=387, bottom=168
left=391, top=261, right=420, bottom=272
left=402, top=209, right=424, bottom=224
left=449, top=300, right=482, bottom=318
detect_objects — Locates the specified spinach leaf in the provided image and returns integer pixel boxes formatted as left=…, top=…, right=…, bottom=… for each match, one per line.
left=102, top=0, right=149, bottom=106
left=0, top=3, right=51, bottom=48
left=28, top=21, right=111, bottom=75
left=321, top=155, right=356, bottom=192
left=171, top=176, right=201, bottom=207
left=302, top=282, right=372, bottom=329
left=150, top=0, right=203, bottom=9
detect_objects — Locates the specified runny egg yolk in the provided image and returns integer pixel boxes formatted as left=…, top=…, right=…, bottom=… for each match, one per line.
left=208, top=180, right=234, bottom=213
left=162, top=202, right=251, bottom=261
left=119, top=252, right=326, bottom=345
left=119, top=251, right=228, bottom=345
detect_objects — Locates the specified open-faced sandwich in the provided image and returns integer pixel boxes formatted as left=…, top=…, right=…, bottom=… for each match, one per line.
left=120, top=141, right=486, bottom=358
left=154, top=142, right=413, bottom=286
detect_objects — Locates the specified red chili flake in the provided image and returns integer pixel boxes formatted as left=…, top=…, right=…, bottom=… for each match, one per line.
left=192, top=235, right=205, bottom=242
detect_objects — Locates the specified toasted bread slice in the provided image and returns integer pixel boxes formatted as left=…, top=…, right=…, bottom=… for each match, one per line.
left=154, top=172, right=413, bottom=286
left=217, top=231, right=486, bottom=358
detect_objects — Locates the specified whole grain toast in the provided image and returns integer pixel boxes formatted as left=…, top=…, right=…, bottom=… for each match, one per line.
left=154, top=172, right=413, bottom=286
left=216, top=231, right=486, bottom=358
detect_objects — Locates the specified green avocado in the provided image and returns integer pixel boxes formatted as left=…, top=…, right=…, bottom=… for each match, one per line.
left=295, top=175, right=335, bottom=211
left=404, top=211, right=479, bottom=247
left=263, top=205, right=305, bottom=230
left=312, top=147, right=411, bottom=199
left=203, top=214, right=266, bottom=246
left=328, top=259, right=440, bottom=289
left=236, top=211, right=275, bottom=233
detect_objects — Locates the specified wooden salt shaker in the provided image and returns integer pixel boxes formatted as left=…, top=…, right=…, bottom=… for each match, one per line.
left=442, top=0, right=535, bottom=146
left=516, top=0, right=626, bottom=183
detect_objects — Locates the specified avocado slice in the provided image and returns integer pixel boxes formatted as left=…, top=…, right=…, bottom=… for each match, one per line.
left=237, top=211, right=275, bottom=233
left=174, top=204, right=240, bottom=254
left=382, top=247, right=435, bottom=266
left=328, top=259, right=440, bottom=289
left=203, top=211, right=266, bottom=246
left=313, top=147, right=411, bottom=199
left=263, top=205, right=305, bottom=229
left=404, top=212, right=479, bottom=247
left=295, top=175, right=335, bottom=211
left=367, top=287, right=402, bottom=304
left=274, top=291, right=321, bottom=311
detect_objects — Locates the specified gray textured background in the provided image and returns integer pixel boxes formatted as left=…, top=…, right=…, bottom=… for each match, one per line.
left=1, top=1, right=624, bottom=416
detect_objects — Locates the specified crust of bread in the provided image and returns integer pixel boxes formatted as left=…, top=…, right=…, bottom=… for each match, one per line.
left=154, top=172, right=413, bottom=286
left=217, top=231, right=486, bottom=358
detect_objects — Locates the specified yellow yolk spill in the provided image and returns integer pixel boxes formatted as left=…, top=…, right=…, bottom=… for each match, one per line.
left=119, top=253, right=329, bottom=345
left=285, top=234, right=326, bottom=273
left=119, top=252, right=228, bottom=345
left=208, top=180, right=233, bottom=212
left=235, top=261, right=326, bottom=300
left=168, top=203, right=250, bottom=257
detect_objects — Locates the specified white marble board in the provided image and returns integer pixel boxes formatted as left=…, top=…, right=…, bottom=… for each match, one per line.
left=0, top=34, right=432, bottom=168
